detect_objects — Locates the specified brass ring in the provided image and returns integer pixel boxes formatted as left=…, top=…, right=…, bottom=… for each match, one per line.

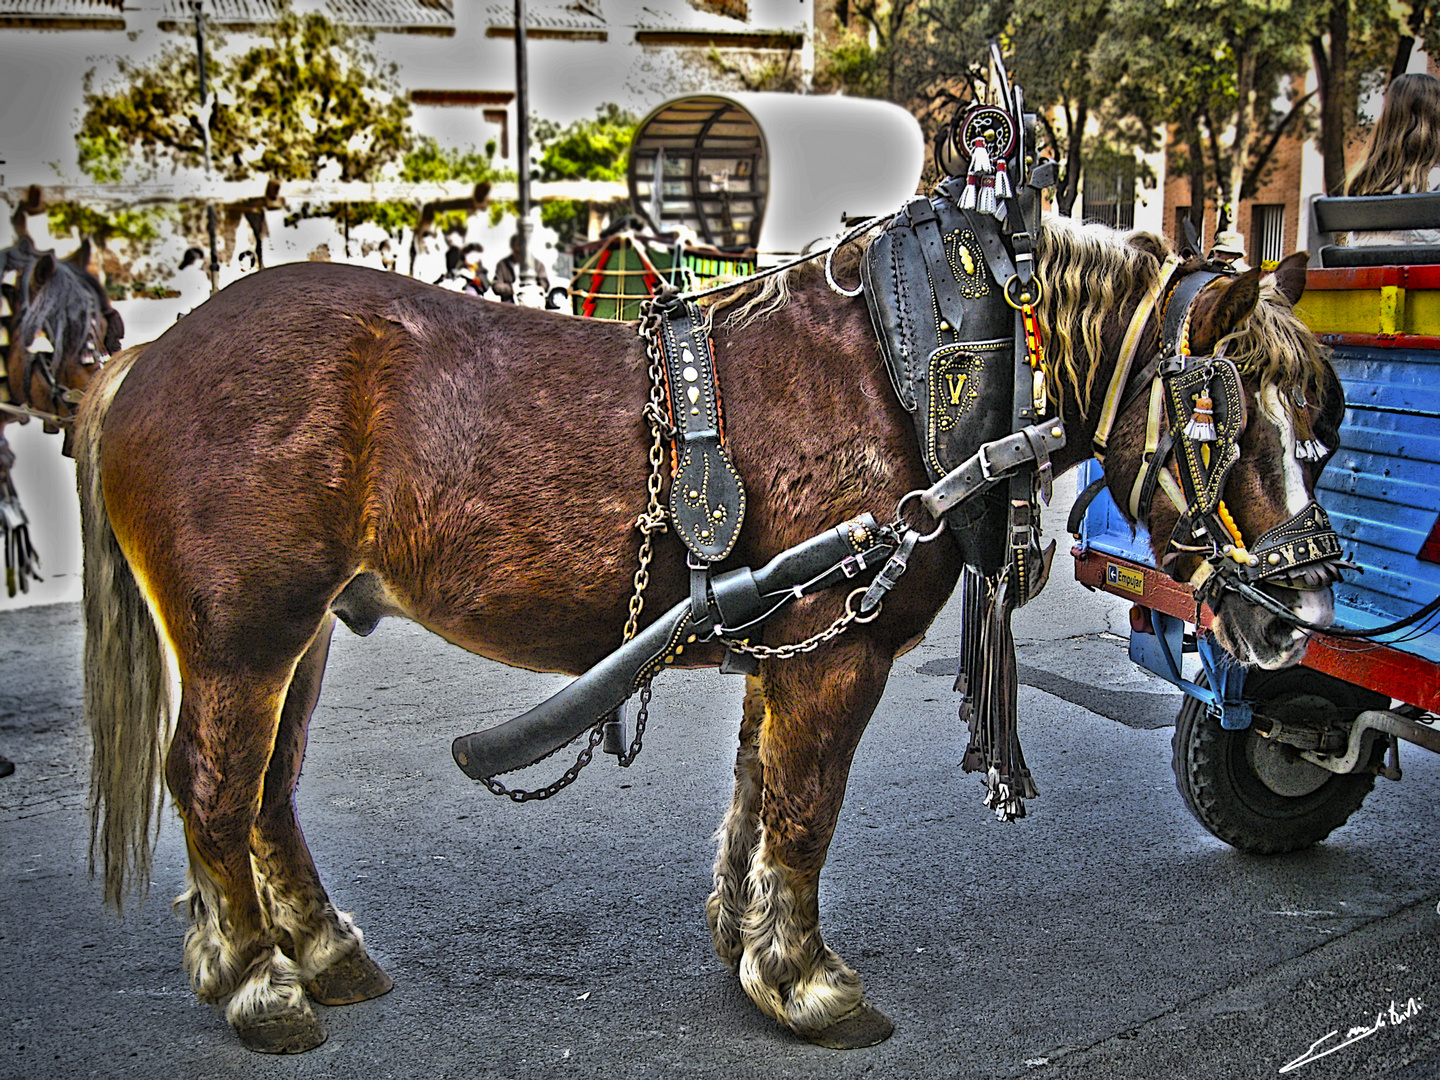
left=1003, top=274, right=1044, bottom=309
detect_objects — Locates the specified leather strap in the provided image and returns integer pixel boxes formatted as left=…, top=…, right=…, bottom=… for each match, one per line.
left=1093, top=256, right=1179, bottom=458
left=921, top=421, right=1067, bottom=519
left=658, top=299, right=746, bottom=562
left=905, top=197, right=968, bottom=338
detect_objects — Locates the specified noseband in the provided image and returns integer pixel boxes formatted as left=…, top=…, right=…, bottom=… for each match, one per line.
left=1090, top=263, right=1351, bottom=633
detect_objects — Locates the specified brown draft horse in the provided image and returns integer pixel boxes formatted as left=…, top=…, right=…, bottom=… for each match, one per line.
left=76, top=217, right=1341, bottom=1053
left=0, top=234, right=122, bottom=592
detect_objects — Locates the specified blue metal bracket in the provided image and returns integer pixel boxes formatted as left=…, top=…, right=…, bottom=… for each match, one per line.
left=1127, top=610, right=1251, bottom=729
left=1196, top=633, right=1252, bottom=729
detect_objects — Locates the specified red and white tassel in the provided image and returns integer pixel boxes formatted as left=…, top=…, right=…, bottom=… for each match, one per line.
left=1296, top=438, right=1329, bottom=461
left=968, top=136, right=991, bottom=177
left=960, top=174, right=978, bottom=210
left=979, top=174, right=998, bottom=216
left=27, top=330, right=53, bottom=354
left=1184, top=390, right=1217, bottom=442
left=994, top=159, right=1013, bottom=200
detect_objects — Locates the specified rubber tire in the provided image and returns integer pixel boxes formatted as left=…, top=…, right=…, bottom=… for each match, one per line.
left=1171, top=668, right=1388, bottom=854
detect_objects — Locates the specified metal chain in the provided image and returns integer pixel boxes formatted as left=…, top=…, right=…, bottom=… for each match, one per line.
left=722, top=587, right=881, bottom=660
left=615, top=680, right=652, bottom=767
left=478, top=723, right=607, bottom=802
left=478, top=317, right=674, bottom=801
left=625, top=318, right=676, bottom=642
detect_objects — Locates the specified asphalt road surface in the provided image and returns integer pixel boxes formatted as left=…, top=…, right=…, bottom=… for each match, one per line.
left=3, top=479, right=1438, bottom=1080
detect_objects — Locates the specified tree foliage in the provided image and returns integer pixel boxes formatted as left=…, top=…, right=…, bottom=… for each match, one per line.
left=818, top=0, right=1415, bottom=230
left=78, top=2, right=412, bottom=184
left=338, top=137, right=509, bottom=236
left=533, top=104, right=638, bottom=244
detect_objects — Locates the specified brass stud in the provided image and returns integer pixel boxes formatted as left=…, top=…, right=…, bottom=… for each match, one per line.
left=1268, top=552, right=1281, bottom=565
left=712, top=509, right=723, bottom=519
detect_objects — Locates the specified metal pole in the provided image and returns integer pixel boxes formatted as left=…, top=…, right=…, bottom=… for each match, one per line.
left=513, top=0, right=541, bottom=305
left=193, top=1, right=219, bottom=294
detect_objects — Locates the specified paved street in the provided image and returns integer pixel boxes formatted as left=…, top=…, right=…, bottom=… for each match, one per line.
left=2, top=476, right=1438, bottom=1080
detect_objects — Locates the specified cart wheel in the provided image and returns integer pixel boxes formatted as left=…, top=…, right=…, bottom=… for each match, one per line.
left=1171, top=669, right=1389, bottom=854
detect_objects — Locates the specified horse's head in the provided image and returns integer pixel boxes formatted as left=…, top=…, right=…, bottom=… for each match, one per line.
left=1103, top=251, right=1344, bottom=670
left=4, top=240, right=122, bottom=453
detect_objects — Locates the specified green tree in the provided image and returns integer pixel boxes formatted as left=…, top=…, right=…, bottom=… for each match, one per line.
left=77, top=2, right=412, bottom=185
left=533, top=104, right=637, bottom=245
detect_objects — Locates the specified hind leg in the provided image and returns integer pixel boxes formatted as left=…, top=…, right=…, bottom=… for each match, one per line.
left=707, top=675, right=765, bottom=969
left=249, top=615, right=392, bottom=1007
left=734, top=640, right=895, bottom=1048
left=168, top=647, right=329, bottom=1052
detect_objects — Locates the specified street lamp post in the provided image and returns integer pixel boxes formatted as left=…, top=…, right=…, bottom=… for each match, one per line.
left=192, top=1, right=220, bottom=294
left=512, top=0, right=543, bottom=306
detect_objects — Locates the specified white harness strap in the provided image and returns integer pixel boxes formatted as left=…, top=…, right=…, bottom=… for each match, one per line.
left=1092, top=254, right=1181, bottom=460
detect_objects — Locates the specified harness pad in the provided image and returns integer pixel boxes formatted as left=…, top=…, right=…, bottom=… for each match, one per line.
left=860, top=193, right=1017, bottom=571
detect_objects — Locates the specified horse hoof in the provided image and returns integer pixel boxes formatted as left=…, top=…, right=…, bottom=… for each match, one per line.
left=802, top=1000, right=895, bottom=1049
left=234, top=1008, right=328, bottom=1054
left=306, top=951, right=394, bottom=1006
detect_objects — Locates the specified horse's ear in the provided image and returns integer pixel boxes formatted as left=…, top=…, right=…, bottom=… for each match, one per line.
left=104, top=309, right=125, bottom=354
left=31, top=252, right=58, bottom=291
left=65, top=239, right=93, bottom=272
left=1127, top=232, right=1168, bottom=264
left=1272, top=251, right=1308, bottom=307
left=1207, top=266, right=1263, bottom=335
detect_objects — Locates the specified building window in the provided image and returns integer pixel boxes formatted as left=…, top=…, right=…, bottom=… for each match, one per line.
left=1082, top=159, right=1135, bottom=230
left=1252, top=204, right=1284, bottom=268
left=1174, top=206, right=1194, bottom=247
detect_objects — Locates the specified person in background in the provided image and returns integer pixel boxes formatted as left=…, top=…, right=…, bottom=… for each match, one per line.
left=491, top=234, right=550, bottom=303
left=1348, top=73, right=1440, bottom=197
left=459, top=244, right=490, bottom=296
left=1209, top=230, right=1250, bottom=271
left=1344, top=72, right=1440, bottom=245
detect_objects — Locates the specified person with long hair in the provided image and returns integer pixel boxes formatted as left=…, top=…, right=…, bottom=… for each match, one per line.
left=1348, top=72, right=1440, bottom=196
left=1344, top=73, right=1440, bottom=246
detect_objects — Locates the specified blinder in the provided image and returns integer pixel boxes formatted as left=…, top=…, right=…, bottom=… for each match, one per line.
left=1128, top=277, right=1350, bottom=621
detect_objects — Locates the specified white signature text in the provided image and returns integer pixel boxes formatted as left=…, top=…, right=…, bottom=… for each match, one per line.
left=1279, top=997, right=1424, bottom=1074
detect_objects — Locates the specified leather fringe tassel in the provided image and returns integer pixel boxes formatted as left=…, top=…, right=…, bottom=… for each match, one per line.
left=955, top=567, right=1037, bottom=821
left=0, top=450, right=41, bottom=598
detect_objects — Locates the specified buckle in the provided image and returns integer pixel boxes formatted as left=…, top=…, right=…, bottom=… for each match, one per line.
left=978, top=442, right=997, bottom=481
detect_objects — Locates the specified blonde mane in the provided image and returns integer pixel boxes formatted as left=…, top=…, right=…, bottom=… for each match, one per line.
left=1033, top=217, right=1160, bottom=414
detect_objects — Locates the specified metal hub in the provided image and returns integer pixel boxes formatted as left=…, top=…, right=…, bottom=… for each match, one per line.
left=1245, top=729, right=1331, bottom=797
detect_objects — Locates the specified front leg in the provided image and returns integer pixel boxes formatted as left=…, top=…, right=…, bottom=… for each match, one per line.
left=707, top=675, right=766, bottom=969
left=734, top=641, right=896, bottom=1048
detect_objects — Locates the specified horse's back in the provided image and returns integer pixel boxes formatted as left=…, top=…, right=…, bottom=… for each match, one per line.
left=93, top=262, right=654, bottom=669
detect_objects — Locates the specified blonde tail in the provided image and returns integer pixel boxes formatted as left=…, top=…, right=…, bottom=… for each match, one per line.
left=76, top=345, right=171, bottom=911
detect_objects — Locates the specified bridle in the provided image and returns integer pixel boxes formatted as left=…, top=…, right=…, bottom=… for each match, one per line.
left=1087, top=259, right=1354, bottom=634
left=3, top=260, right=110, bottom=427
